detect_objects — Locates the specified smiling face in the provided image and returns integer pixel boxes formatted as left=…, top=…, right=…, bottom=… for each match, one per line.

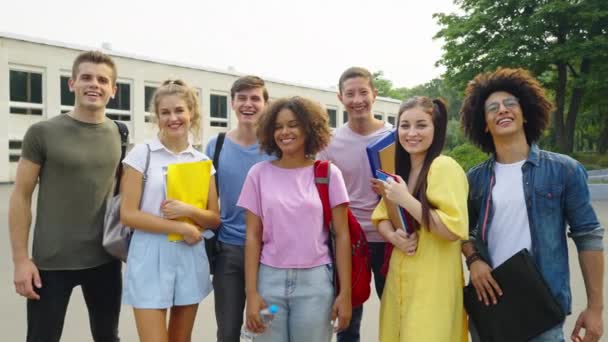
left=69, top=62, right=117, bottom=111
left=232, top=87, right=266, bottom=125
left=484, top=91, right=524, bottom=139
left=338, top=76, right=377, bottom=121
left=273, top=108, right=306, bottom=158
left=398, top=106, right=435, bottom=157
left=156, top=94, right=192, bottom=140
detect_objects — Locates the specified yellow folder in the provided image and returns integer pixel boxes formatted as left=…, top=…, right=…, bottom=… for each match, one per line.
left=166, top=160, right=212, bottom=242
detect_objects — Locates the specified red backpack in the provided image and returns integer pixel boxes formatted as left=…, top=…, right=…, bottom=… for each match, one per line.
left=314, top=160, right=372, bottom=307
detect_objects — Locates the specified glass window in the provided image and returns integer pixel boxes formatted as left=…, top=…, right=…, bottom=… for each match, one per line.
left=60, top=76, right=75, bottom=106
left=387, top=115, right=396, bottom=126
left=210, top=94, right=228, bottom=119
left=327, top=109, right=337, bottom=128
left=10, top=69, right=43, bottom=115
left=145, top=86, right=157, bottom=113
left=107, top=83, right=131, bottom=111
left=144, top=86, right=158, bottom=123
left=210, top=121, right=228, bottom=127
left=374, top=113, right=383, bottom=121
left=9, top=140, right=22, bottom=150
left=10, top=70, right=42, bottom=103
left=343, top=111, right=349, bottom=124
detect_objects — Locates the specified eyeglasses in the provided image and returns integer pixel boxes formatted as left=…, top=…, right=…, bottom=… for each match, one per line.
left=485, top=97, right=519, bottom=114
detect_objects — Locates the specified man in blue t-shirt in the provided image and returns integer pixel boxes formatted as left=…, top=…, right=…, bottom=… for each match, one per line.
left=205, top=75, right=274, bottom=342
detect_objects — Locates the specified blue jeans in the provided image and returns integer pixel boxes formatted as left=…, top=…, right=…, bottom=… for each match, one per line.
left=469, top=319, right=564, bottom=342
left=255, top=264, right=334, bottom=342
left=337, top=242, right=386, bottom=342
left=530, top=324, right=565, bottom=342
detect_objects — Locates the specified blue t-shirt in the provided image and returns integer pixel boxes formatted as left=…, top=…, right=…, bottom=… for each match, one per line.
left=205, top=134, right=275, bottom=245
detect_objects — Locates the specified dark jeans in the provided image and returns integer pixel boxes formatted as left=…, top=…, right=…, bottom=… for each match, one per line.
left=337, top=241, right=386, bottom=342
left=26, top=260, right=122, bottom=342
left=213, top=242, right=246, bottom=342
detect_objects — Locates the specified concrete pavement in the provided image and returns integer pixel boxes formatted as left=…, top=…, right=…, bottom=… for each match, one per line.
left=1, top=184, right=606, bottom=341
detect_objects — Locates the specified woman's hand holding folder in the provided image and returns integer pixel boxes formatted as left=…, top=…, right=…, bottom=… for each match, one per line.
left=161, top=199, right=196, bottom=220
left=161, top=199, right=202, bottom=245
left=178, top=222, right=203, bottom=245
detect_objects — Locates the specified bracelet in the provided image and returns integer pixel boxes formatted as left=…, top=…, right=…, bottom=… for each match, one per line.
left=465, top=252, right=482, bottom=270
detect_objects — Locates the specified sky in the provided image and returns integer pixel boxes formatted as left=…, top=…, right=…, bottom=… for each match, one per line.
left=0, top=0, right=460, bottom=90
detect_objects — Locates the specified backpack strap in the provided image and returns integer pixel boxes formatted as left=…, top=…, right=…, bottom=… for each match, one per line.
left=314, top=160, right=332, bottom=229
left=212, top=132, right=226, bottom=196
left=113, top=121, right=129, bottom=196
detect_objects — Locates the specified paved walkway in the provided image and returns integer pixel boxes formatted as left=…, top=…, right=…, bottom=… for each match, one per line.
left=1, top=184, right=606, bottom=341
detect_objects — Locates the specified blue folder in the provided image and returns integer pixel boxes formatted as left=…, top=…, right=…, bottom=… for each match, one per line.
left=366, top=129, right=396, bottom=175
left=366, top=130, right=413, bottom=234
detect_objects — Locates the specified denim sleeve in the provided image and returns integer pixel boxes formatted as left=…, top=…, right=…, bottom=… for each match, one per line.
left=565, top=162, right=604, bottom=252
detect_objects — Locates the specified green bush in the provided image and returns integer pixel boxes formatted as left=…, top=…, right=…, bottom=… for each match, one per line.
left=446, top=143, right=489, bottom=172
left=571, top=152, right=608, bottom=171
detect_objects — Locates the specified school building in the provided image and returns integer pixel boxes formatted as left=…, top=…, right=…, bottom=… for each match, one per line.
left=0, top=32, right=401, bottom=182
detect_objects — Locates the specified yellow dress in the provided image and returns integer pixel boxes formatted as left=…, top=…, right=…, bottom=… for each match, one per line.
left=372, top=156, right=469, bottom=342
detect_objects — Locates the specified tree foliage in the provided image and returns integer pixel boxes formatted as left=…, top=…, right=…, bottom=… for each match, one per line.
left=434, top=0, right=608, bottom=153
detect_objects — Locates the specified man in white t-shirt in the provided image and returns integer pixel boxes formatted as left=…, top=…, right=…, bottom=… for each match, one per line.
left=318, top=66, right=392, bottom=342
left=462, top=68, right=604, bottom=342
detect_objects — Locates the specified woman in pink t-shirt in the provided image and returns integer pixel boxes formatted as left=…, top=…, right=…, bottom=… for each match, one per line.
left=237, top=96, right=352, bottom=342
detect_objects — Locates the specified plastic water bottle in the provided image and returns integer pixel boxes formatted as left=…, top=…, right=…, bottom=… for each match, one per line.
left=240, top=305, right=279, bottom=341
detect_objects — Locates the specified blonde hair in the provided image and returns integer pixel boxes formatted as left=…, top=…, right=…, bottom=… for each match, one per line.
left=150, top=79, right=201, bottom=142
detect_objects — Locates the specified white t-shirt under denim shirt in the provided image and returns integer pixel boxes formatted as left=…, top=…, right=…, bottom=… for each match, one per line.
left=487, top=160, right=532, bottom=267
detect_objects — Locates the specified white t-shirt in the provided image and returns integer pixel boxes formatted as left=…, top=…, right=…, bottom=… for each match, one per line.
left=487, top=160, right=532, bottom=267
left=123, top=137, right=215, bottom=219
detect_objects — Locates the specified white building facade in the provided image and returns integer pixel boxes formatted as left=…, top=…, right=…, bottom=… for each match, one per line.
left=1, top=32, right=401, bottom=182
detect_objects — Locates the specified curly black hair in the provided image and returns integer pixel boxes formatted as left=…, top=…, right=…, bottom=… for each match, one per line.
left=460, top=68, right=553, bottom=153
left=257, top=96, right=331, bottom=158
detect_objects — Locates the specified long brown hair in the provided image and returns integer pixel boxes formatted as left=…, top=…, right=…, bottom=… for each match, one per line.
left=395, top=96, right=448, bottom=230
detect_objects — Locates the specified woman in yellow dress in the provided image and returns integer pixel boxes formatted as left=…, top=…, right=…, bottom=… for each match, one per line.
left=372, top=96, right=469, bottom=341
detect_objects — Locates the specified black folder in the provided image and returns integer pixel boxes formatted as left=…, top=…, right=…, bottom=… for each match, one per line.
left=463, top=249, right=565, bottom=342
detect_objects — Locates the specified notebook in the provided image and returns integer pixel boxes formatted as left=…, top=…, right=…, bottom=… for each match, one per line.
left=464, top=249, right=565, bottom=342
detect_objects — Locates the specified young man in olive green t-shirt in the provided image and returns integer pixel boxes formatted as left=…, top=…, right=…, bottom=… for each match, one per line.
left=9, top=51, right=123, bottom=342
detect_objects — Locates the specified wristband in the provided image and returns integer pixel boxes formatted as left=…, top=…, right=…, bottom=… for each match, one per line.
left=466, top=252, right=482, bottom=270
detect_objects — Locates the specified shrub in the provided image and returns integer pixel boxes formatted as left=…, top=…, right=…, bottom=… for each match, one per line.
left=447, top=143, right=489, bottom=172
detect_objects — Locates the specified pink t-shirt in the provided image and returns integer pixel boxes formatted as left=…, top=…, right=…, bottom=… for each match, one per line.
left=237, top=161, right=349, bottom=268
left=318, top=124, right=392, bottom=242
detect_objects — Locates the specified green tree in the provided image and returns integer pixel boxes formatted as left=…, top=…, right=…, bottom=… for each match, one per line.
left=434, top=0, right=608, bottom=153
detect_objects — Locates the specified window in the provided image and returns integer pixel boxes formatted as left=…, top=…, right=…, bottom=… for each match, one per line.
left=144, top=85, right=158, bottom=122
left=374, top=112, right=384, bottom=121
left=327, top=108, right=337, bottom=128
left=387, top=115, right=396, bottom=126
left=343, top=111, right=349, bottom=124
left=9, top=140, right=22, bottom=150
left=8, top=139, right=22, bottom=163
left=106, top=82, right=132, bottom=121
left=210, top=94, right=228, bottom=127
left=9, top=69, right=43, bottom=115
left=60, top=76, right=75, bottom=113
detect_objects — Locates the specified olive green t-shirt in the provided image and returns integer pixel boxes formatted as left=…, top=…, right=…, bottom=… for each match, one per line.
left=21, top=114, right=121, bottom=270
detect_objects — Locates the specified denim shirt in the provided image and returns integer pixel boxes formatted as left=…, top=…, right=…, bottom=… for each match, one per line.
left=467, top=144, right=604, bottom=314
